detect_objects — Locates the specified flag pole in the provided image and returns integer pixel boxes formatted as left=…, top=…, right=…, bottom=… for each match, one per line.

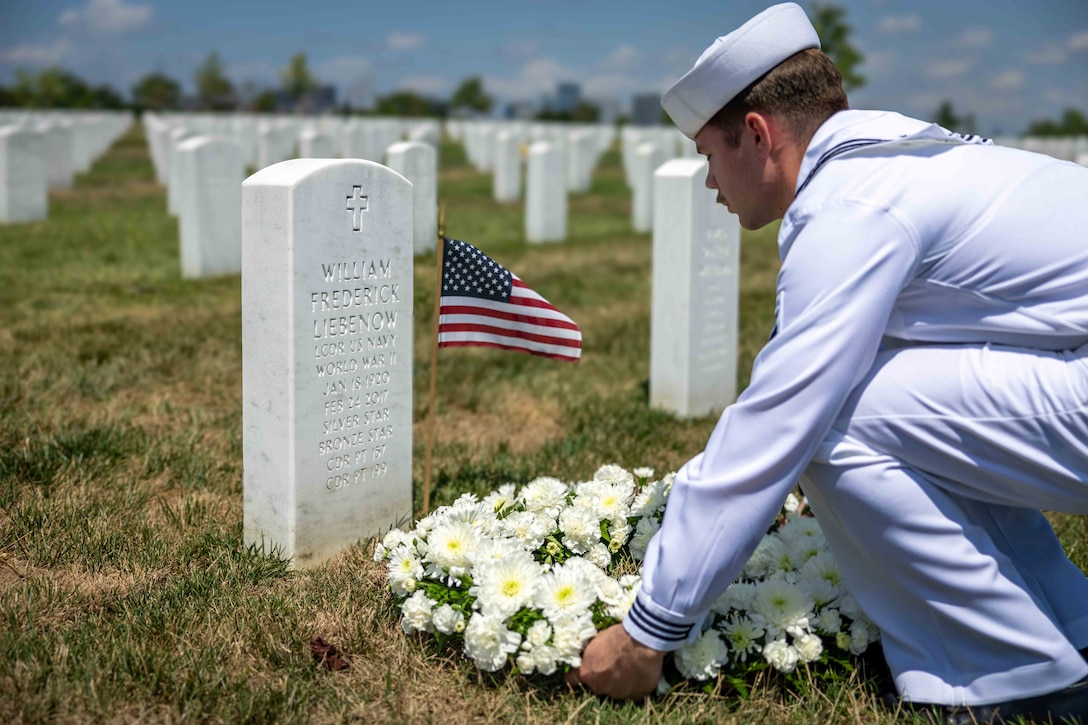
left=422, top=202, right=445, bottom=516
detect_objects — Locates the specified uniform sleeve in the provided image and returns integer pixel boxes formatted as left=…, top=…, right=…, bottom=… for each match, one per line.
left=624, top=201, right=921, bottom=651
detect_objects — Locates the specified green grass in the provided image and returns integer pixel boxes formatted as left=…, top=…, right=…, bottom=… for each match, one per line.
left=1, top=123, right=1082, bottom=724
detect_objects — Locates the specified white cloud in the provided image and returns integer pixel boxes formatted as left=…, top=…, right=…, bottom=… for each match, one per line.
left=484, top=57, right=568, bottom=99
left=599, top=44, right=645, bottom=71
left=878, top=15, right=921, bottom=33
left=398, top=76, right=449, bottom=96
left=990, top=70, right=1026, bottom=92
left=1025, top=44, right=1067, bottom=65
left=862, top=50, right=896, bottom=80
left=1, top=40, right=70, bottom=65
left=953, top=28, right=993, bottom=49
left=925, top=58, right=974, bottom=79
left=58, top=0, right=152, bottom=34
left=1068, top=30, right=1088, bottom=52
left=387, top=32, right=427, bottom=52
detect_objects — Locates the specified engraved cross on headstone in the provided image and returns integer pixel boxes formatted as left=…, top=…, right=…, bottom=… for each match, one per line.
left=346, top=185, right=368, bottom=232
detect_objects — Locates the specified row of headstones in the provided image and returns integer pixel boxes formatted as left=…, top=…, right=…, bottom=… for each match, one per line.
left=992, top=135, right=1088, bottom=165
left=449, top=119, right=699, bottom=243
left=0, top=110, right=133, bottom=223
left=143, top=113, right=440, bottom=278
left=240, top=153, right=740, bottom=569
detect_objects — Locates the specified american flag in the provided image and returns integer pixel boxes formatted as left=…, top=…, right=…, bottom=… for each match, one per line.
left=438, top=237, right=582, bottom=362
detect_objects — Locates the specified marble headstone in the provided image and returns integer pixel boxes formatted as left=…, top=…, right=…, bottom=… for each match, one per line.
left=493, top=130, right=521, bottom=203
left=177, top=136, right=243, bottom=278
left=0, top=126, right=48, bottom=224
left=242, top=158, right=414, bottom=568
left=526, top=141, right=567, bottom=243
left=650, top=158, right=740, bottom=418
left=386, top=141, right=437, bottom=255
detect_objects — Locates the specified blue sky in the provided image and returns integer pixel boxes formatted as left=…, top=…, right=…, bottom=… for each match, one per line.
left=2, top=0, right=1086, bottom=134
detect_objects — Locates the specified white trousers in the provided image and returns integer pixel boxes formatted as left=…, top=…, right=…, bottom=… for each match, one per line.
left=802, top=341, right=1088, bottom=706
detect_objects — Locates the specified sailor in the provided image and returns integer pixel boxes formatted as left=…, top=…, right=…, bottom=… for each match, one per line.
left=568, top=4, right=1088, bottom=721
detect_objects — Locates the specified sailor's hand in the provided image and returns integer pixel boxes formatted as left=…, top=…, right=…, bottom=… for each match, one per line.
left=565, top=624, right=665, bottom=700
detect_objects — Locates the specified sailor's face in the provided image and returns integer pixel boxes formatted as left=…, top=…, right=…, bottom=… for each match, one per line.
left=695, top=123, right=767, bottom=230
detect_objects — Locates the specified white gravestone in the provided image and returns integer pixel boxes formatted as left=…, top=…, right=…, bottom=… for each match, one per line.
left=341, top=121, right=372, bottom=161
left=567, top=130, right=595, bottom=193
left=258, top=124, right=295, bottom=170
left=386, top=141, right=437, bottom=256
left=650, top=159, right=740, bottom=418
left=493, top=130, right=521, bottom=203
left=41, top=123, right=74, bottom=189
left=632, top=142, right=670, bottom=233
left=242, top=158, right=413, bottom=568
left=526, top=141, right=567, bottom=243
left=0, top=126, right=48, bottom=224
left=299, top=129, right=336, bottom=159
left=167, top=127, right=195, bottom=216
left=177, top=136, right=243, bottom=279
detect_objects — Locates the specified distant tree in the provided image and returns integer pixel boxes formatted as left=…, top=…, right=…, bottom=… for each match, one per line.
left=450, top=76, right=492, bottom=115
left=132, top=72, right=181, bottom=111
left=932, top=100, right=977, bottom=134
left=374, top=90, right=444, bottom=117
left=280, top=53, right=318, bottom=104
left=11, top=67, right=123, bottom=108
left=810, top=3, right=865, bottom=92
left=252, top=89, right=279, bottom=113
left=0, top=85, right=14, bottom=107
left=1026, top=107, right=1088, bottom=136
left=536, top=102, right=600, bottom=123
left=195, top=52, right=235, bottom=110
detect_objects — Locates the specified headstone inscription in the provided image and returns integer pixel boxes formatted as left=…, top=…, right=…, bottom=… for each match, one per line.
left=177, top=136, right=243, bottom=278
left=526, top=141, right=567, bottom=243
left=385, top=141, right=437, bottom=255
left=650, top=158, right=740, bottom=418
left=242, top=159, right=413, bottom=568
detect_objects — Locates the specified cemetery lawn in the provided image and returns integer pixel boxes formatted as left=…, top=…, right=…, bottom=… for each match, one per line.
left=2, top=125, right=1085, bottom=725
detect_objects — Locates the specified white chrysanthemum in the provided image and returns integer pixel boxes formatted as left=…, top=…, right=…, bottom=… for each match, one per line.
left=558, top=504, right=601, bottom=555
left=744, top=535, right=787, bottom=578
left=786, top=536, right=825, bottom=568
left=401, top=590, right=437, bottom=634
left=675, top=629, right=729, bottom=681
left=812, top=607, right=843, bottom=635
left=520, top=477, right=569, bottom=517
left=837, top=593, right=864, bottom=620
left=432, top=604, right=466, bottom=635
left=630, top=479, right=669, bottom=518
left=578, top=480, right=635, bottom=521
left=524, top=619, right=552, bottom=647
left=783, top=492, right=803, bottom=514
left=799, top=551, right=844, bottom=598
left=425, top=520, right=481, bottom=570
left=719, top=615, right=764, bottom=663
left=463, top=613, right=521, bottom=671
left=848, top=618, right=878, bottom=655
left=536, top=564, right=598, bottom=622
left=608, top=518, right=630, bottom=546
left=795, top=632, right=824, bottom=663
left=482, top=483, right=518, bottom=515
left=387, top=547, right=424, bottom=596
left=633, top=466, right=654, bottom=480
left=470, top=552, right=544, bottom=619
left=593, top=464, right=634, bottom=485
left=763, top=637, right=800, bottom=673
left=470, top=536, right=527, bottom=566
left=499, top=510, right=552, bottom=550
left=799, top=575, right=842, bottom=609
left=516, top=643, right=560, bottom=676
left=749, top=578, right=814, bottom=639
left=551, top=611, right=598, bottom=666
left=779, top=517, right=825, bottom=547
left=586, top=542, right=611, bottom=569
left=375, top=528, right=414, bottom=561
left=629, top=515, right=660, bottom=560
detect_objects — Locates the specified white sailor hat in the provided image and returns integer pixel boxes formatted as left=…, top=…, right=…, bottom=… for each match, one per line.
left=662, top=3, right=821, bottom=139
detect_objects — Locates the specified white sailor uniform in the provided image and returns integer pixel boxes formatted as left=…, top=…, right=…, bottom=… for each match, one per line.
left=624, top=108, right=1088, bottom=706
